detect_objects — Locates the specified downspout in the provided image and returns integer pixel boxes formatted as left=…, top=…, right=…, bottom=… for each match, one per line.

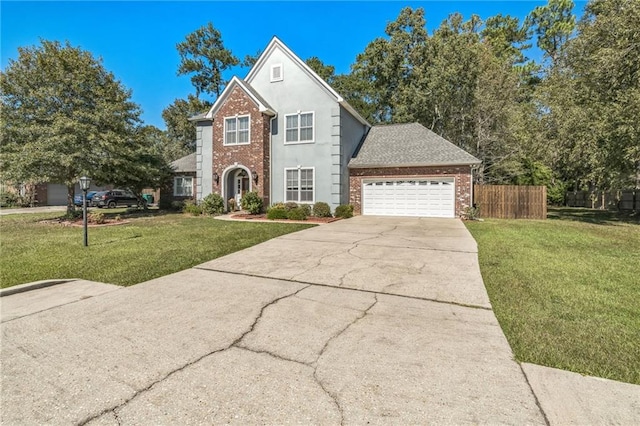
left=270, top=114, right=277, bottom=208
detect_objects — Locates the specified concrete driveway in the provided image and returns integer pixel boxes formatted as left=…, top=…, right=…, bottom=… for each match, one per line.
left=0, top=217, right=552, bottom=424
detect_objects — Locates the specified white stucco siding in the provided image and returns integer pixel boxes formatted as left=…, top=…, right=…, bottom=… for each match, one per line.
left=249, top=45, right=339, bottom=207
left=340, top=106, right=369, bottom=205
left=196, top=121, right=213, bottom=201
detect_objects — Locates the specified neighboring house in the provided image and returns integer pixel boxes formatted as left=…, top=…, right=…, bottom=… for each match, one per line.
left=2, top=182, right=109, bottom=206
left=188, top=36, right=480, bottom=218
left=160, top=152, right=197, bottom=205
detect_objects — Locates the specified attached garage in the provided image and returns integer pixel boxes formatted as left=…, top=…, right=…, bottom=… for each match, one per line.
left=349, top=123, right=481, bottom=218
left=362, top=179, right=455, bottom=217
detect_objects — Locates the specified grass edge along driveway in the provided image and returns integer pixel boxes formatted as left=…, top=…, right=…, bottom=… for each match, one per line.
left=466, top=208, right=639, bottom=386
left=0, top=212, right=313, bottom=288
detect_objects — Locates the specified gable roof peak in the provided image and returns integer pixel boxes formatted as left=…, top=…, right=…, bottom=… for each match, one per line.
left=245, top=36, right=370, bottom=127
left=204, top=76, right=275, bottom=119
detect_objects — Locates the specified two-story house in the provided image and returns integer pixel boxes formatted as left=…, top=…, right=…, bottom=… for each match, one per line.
left=179, top=36, right=480, bottom=218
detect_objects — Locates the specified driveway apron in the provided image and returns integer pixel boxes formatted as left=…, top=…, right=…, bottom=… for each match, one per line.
left=1, top=216, right=546, bottom=424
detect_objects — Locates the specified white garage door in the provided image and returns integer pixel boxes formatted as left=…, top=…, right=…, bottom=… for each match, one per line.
left=362, top=178, right=455, bottom=218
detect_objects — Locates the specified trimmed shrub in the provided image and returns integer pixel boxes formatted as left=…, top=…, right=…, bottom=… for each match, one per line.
left=64, top=210, right=83, bottom=220
left=183, top=200, right=202, bottom=216
left=201, top=193, right=225, bottom=215
left=241, top=191, right=263, bottom=214
left=89, top=210, right=106, bottom=224
left=271, top=202, right=286, bottom=210
left=170, top=200, right=185, bottom=211
left=287, top=207, right=308, bottom=221
left=299, top=203, right=312, bottom=217
left=0, top=191, right=18, bottom=208
left=312, top=202, right=332, bottom=217
left=266, top=207, right=288, bottom=220
left=284, top=201, right=298, bottom=211
left=334, top=204, right=354, bottom=219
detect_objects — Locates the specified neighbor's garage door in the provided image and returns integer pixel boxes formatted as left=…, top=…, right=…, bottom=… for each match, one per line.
left=362, top=178, right=455, bottom=218
left=46, top=184, right=69, bottom=206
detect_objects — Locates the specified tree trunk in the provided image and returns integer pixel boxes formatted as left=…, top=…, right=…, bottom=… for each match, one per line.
left=67, top=184, right=75, bottom=216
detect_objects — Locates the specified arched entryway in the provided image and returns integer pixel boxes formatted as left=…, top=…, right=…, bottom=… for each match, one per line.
left=221, top=165, right=252, bottom=211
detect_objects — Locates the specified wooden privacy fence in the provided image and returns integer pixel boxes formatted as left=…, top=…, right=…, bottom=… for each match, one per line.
left=474, top=185, right=547, bottom=219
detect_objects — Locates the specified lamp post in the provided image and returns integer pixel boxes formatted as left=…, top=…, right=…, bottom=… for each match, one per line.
left=79, top=176, right=91, bottom=247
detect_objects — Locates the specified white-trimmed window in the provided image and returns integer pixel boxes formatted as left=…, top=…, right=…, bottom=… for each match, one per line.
left=174, top=176, right=193, bottom=196
left=285, top=168, right=314, bottom=203
left=285, top=112, right=314, bottom=143
left=224, top=115, right=250, bottom=145
left=270, top=64, right=283, bottom=82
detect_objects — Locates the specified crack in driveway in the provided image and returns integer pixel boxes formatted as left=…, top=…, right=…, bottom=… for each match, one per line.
left=312, top=294, right=379, bottom=426
left=77, top=285, right=309, bottom=426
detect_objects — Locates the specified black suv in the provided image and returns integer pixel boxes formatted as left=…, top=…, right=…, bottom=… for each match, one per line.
left=92, top=190, right=140, bottom=208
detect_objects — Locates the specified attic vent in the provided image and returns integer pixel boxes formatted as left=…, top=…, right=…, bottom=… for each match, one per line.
left=270, top=64, right=283, bottom=82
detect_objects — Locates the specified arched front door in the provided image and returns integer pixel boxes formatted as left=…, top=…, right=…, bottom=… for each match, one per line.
left=234, top=169, right=250, bottom=208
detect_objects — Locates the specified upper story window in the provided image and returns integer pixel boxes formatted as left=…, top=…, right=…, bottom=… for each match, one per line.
left=270, top=64, right=283, bottom=82
left=285, top=112, right=314, bottom=144
left=224, top=115, right=250, bottom=145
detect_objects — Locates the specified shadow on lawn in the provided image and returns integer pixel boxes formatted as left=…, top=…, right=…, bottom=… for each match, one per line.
left=548, top=207, right=639, bottom=225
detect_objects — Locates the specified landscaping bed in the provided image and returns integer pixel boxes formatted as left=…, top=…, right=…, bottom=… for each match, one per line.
left=230, top=213, right=341, bottom=224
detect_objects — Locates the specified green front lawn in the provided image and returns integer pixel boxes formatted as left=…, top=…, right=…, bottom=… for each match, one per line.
left=0, top=211, right=312, bottom=288
left=466, top=208, right=640, bottom=385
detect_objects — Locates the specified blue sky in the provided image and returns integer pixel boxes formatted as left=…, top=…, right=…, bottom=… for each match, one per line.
left=2, top=1, right=586, bottom=129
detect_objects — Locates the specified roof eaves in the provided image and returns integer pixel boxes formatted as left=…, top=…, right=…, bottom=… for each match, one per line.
left=348, top=160, right=481, bottom=169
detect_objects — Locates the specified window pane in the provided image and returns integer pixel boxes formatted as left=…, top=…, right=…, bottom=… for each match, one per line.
left=238, top=129, right=249, bottom=143
left=286, top=128, right=298, bottom=142
left=238, top=116, right=249, bottom=130
left=226, top=130, right=236, bottom=144
left=300, top=128, right=312, bottom=141
left=300, top=190, right=313, bottom=202
left=286, top=115, right=298, bottom=130
left=225, top=118, right=237, bottom=144
left=300, top=113, right=313, bottom=141
left=286, top=170, right=299, bottom=202
left=300, top=113, right=312, bottom=127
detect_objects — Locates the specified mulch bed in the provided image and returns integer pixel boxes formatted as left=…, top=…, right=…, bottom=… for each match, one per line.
left=39, top=218, right=130, bottom=227
left=230, top=213, right=341, bottom=224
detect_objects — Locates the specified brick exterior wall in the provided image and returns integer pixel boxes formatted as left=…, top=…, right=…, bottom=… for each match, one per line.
left=211, top=86, right=271, bottom=206
left=349, top=165, right=474, bottom=217
left=160, top=172, right=197, bottom=207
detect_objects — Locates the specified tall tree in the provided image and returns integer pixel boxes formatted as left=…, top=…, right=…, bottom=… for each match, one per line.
left=306, top=56, right=335, bottom=83
left=351, top=7, right=429, bottom=123
left=176, top=22, right=239, bottom=98
left=526, top=0, right=576, bottom=66
left=0, top=40, right=142, bottom=214
left=540, top=0, right=640, bottom=189
left=162, top=94, right=212, bottom=152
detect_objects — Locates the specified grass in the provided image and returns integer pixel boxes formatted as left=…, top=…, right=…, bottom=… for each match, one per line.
left=0, top=210, right=313, bottom=288
left=465, top=207, right=640, bottom=385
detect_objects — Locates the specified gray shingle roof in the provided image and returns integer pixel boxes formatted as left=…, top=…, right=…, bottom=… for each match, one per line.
left=349, top=123, right=481, bottom=168
left=171, top=152, right=196, bottom=173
